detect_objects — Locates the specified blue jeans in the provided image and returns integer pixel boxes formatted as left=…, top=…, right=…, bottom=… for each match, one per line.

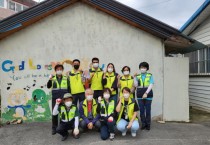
left=100, top=120, right=115, bottom=140
left=138, top=99, right=152, bottom=127
left=116, top=119, right=139, bottom=134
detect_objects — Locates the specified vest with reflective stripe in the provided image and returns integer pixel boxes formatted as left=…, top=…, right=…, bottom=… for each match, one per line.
left=136, top=73, right=152, bottom=88
left=60, top=105, right=77, bottom=122
left=69, top=70, right=85, bottom=94
left=52, top=75, right=68, bottom=90
left=82, top=99, right=97, bottom=119
left=117, top=98, right=138, bottom=123
left=120, top=75, right=134, bottom=98
left=104, top=72, right=117, bottom=95
left=100, top=99, right=115, bottom=117
left=89, top=68, right=103, bottom=90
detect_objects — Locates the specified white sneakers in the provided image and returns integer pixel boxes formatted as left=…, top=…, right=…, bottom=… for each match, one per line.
left=110, top=133, right=115, bottom=140
left=122, top=131, right=136, bottom=137
left=122, top=131, right=127, bottom=136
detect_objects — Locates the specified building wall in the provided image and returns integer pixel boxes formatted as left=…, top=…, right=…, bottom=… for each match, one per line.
left=0, top=2, right=165, bottom=122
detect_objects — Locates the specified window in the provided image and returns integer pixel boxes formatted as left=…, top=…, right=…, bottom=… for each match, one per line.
left=16, top=3, right=22, bottom=12
left=0, top=0, right=4, bottom=7
left=185, top=47, right=210, bottom=74
left=9, top=1, right=15, bottom=11
left=8, top=1, right=28, bottom=12
left=23, top=6, right=28, bottom=10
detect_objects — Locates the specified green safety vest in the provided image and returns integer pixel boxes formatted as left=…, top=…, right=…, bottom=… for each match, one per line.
left=60, top=105, right=77, bottom=122
left=89, top=68, right=103, bottom=90
left=117, top=98, right=138, bottom=123
left=52, top=75, right=68, bottom=91
left=69, top=70, right=85, bottom=94
left=104, top=72, right=117, bottom=95
left=119, top=75, right=134, bottom=98
left=100, top=99, right=115, bottom=117
left=82, top=99, right=97, bottom=119
left=136, top=73, right=152, bottom=88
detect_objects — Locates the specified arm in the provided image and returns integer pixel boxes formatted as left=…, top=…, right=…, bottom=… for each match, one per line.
left=116, top=99, right=122, bottom=113
left=145, top=84, right=153, bottom=94
left=67, top=77, right=71, bottom=93
left=111, top=74, right=118, bottom=91
left=74, top=116, right=79, bottom=128
left=79, top=102, right=90, bottom=124
left=52, top=104, right=59, bottom=116
left=47, top=80, right=52, bottom=89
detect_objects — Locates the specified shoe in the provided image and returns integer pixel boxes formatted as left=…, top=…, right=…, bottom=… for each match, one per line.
left=141, top=125, right=146, bottom=130
left=146, top=125, right=150, bottom=131
left=109, top=133, right=115, bottom=140
left=131, top=132, right=136, bottom=137
left=52, top=129, right=56, bottom=135
left=122, top=131, right=127, bottom=136
left=61, top=133, right=69, bottom=141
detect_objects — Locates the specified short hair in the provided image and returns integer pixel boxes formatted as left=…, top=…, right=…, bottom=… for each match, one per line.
left=54, top=64, right=64, bottom=71
left=139, top=62, right=149, bottom=70
left=122, top=87, right=131, bottom=93
left=107, top=63, right=116, bottom=73
left=73, top=59, right=80, bottom=63
left=121, top=66, right=130, bottom=73
left=92, top=57, right=99, bottom=63
left=85, top=88, right=94, bottom=95
left=103, top=88, right=112, bottom=95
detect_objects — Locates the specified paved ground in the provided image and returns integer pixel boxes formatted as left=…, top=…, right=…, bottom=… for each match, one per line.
left=0, top=121, right=210, bottom=145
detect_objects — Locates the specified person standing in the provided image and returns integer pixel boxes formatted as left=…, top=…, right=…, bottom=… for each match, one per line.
left=47, top=64, right=69, bottom=135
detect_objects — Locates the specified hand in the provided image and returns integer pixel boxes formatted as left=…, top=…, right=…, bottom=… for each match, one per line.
left=111, top=88, right=114, bottom=92
left=127, top=122, right=133, bottom=129
left=49, top=74, right=53, bottom=80
left=108, top=116, right=113, bottom=122
left=133, top=73, right=138, bottom=77
left=87, top=122, right=93, bottom=129
left=73, top=128, right=79, bottom=135
left=143, top=93, right=148, bottom=99
left=117, top=74, right=121, bottom=79
left=103, top=73, right=106, bottom=79
left=56, top=98, right=62, bottom=105
left=98, top=96, right=102, bottom=103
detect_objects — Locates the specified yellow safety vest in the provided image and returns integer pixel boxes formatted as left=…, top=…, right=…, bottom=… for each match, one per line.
left=81, top=99, right=97, bottom=119
left=89, top=68, right=103, bottom=90
left=60, top=105, right=77, bottom=122
left=100, top=99, right=115, bottom=117
left=69, top=70, right=85, bottom=94
left=52, top=75, right=68, bottom=91
left=104, top=72, right=117, bottom=95
left=136, top=73, right=152, bottom=88
left=119, top=75, right=134, bottom=98
left=117, top=98, right=138, bottom=123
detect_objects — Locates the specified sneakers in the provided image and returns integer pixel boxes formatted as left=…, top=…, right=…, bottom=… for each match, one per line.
left=131, top=132, right=136, bottom=137
left=141, top=125, right=146, bottom=130
left=52, top=129, right=56, bottom=135
left=122, top=131, right=127, bottom=136
left=109, top=133, right=115, bottom=140
left=146, top=125, right=150, bottom=131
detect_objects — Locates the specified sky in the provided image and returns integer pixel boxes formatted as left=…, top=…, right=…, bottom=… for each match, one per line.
left=34, top=0, right=206, bottom=29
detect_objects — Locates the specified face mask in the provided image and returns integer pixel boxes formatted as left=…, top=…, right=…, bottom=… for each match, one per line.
left=65, top=101, right=72, bottom=107
left=74, top=65, right=80, bottom=70
left=93, top=63, right=99, bottom=68
left=103, top=94, right=110, bottom=99
left=107, top=68, right=113, bottom=73
left=87, top=95, right=93, bottom=101
left=56, top=70, right=63, bottom=75
left=123, top=93, right=130, bottom=99
left=123, top=71, right=129, bottom=75
left=140, top=68, right=147, bottom=74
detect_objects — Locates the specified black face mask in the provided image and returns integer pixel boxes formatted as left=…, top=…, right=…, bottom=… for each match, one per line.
left=74, top=65, right=80, bottom=70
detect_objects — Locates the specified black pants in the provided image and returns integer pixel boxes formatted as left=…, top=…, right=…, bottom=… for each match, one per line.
left=56, top=120, right=75, bottom=137
left=100, top=120, right=115, bottom=140
left=52, top=97, right=58, bottom=130
left=79, top=120, right=101, bottom=130
left=93, top=90, right=103, bottom=100
left=72, top=92, right=85, bottom=106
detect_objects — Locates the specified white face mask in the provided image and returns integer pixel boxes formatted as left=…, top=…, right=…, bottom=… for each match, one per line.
left=87, top=95, right=93, bottom=101
left=140, top=68, right=147, bottom=74
left=65, top=101, right=72, bottom=107
left=107, top=68, right=113, bottom=73
left=123, top=93, right=130, bottom=99
left=56, top=70, right=63, bottom=75
left=123, top=71, right=130, bottom=75
left=103, top=94, right=110, bottom=99
left=93, top=63, right=99, bottom=68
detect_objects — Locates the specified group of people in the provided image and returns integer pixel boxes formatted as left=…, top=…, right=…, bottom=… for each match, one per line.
left=47, top=57, right=154, bottom=141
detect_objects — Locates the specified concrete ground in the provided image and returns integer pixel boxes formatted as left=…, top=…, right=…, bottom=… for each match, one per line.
left=0, top=121, right=210, bottom=145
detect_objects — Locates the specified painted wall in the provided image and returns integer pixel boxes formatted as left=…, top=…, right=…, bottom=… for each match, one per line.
left=163, top=57, right=189, bottom=121
left=0, top=2, right=164, bottom=122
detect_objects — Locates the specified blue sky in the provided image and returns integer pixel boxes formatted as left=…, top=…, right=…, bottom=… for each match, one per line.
left=34, top=0, right=205, bottom=29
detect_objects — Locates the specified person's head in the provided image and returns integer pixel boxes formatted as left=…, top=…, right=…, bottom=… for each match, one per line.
left=92, top=57, right=99, bottom=68
left=54, top=64, right=64, bottom=76
left=85, top=88, right=94, bottom=101
left=63, top=93, right=73, bottom=107
left=73, top=59, right=80, bottom=70
left=139, top=62, right=149, bottom=74
left=107, top=63, right=116, bottom=73
left=121, top=66, right=130, bottom=76
left=122, top=87, right=131, bottom=100
left=103, top=88, right=111, bottom=100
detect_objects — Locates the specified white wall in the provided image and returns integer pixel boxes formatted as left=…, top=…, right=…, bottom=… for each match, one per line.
left=0, top=2, right=164, bottom=122
left=163, top=57, right=189, bottom=122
